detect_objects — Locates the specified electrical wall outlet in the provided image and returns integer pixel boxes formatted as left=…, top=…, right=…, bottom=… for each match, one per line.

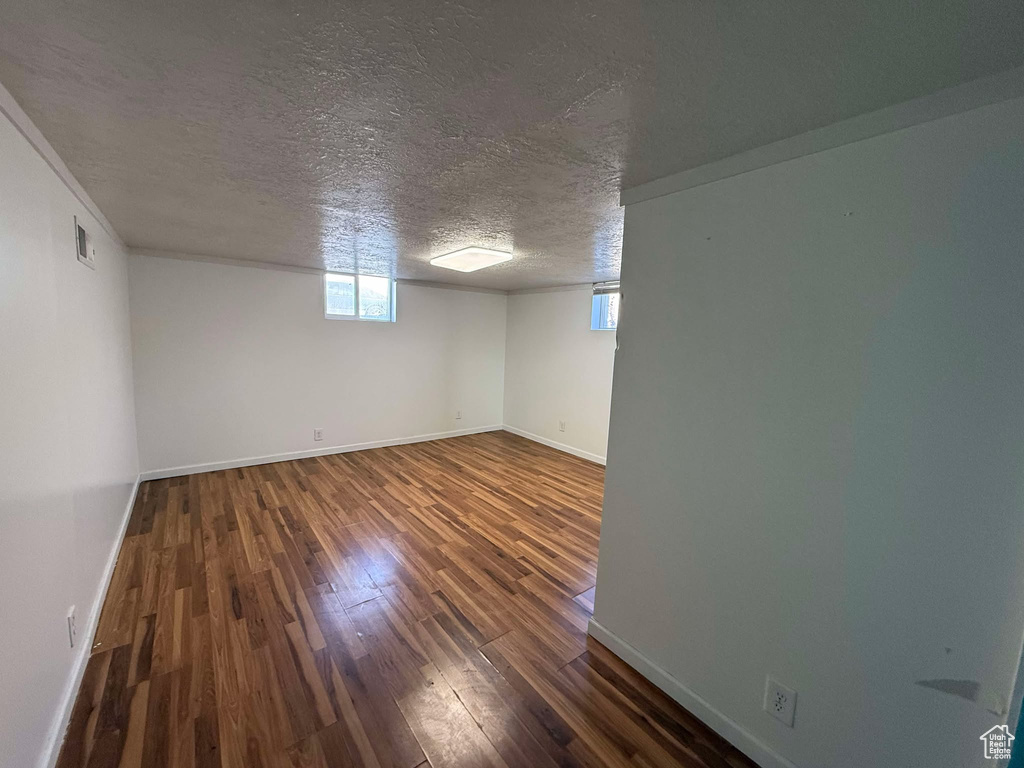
left=558, top=420, right=566, bottom=432
left=764, top=676, right=796, bottom=727
left=456, top=410, right=462, bottom=420
left=67, top=606, right=77, bottom=648
left=313, top=428, right=323, bottom=442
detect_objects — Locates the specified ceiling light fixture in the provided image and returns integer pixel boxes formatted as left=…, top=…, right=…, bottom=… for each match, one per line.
left=430, top=246, right=513, bottom=272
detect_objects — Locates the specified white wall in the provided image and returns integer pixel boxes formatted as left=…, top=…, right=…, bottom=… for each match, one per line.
left=0, top=105, right=139, bottom=766
left=129, top=255, right=507, bottom=474
left=503, top=286, right=616, bottom=463
left=593, top=96, right=1024, bottom=768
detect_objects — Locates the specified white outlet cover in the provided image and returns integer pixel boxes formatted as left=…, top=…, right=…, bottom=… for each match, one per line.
left=764, top=676, right=797, bottom=727
left=313, top=428, right=324, bottom=441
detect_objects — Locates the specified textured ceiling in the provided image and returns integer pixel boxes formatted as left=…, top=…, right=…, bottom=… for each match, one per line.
left=1, top=1, right=1023, bottom=290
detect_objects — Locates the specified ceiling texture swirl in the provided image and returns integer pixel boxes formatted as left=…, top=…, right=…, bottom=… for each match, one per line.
left=1, top=0, right=1022, bottom=289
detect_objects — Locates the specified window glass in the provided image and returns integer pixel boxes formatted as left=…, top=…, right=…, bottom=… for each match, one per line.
left=591, top=292, right=619, bottom=330
left=325, top=273, right=355, bottom=316
left=358, top=275, right=391, bottom=320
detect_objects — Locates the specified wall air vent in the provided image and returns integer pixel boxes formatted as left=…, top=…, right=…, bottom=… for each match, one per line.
left=74, top=216, right=96, bottom=269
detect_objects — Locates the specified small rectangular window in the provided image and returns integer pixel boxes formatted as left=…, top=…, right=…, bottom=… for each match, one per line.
left=591, top=282, right=619, bottom=330
left=324, top=272, right=396, bottom=322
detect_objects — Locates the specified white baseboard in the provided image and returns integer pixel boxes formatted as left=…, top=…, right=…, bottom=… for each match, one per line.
left=587, top=619, right=798, bottom=768
left=501, top=424, right=606, bottom=465
left=139, top=425, right=504, bottom=480
left=39, top=476, right=141, bottom=768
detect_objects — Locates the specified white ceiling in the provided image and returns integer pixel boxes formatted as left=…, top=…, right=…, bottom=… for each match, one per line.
left=1, top=0, right=1022, bottom=290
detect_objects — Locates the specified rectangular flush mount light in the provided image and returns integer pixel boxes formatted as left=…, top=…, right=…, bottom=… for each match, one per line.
left=430, top=246, right=513, bottom=272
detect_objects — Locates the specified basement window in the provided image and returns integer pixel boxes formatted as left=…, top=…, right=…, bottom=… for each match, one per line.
left=591, top=282, right=620, bottom=330
left=324, top=272, right=396, bottom=322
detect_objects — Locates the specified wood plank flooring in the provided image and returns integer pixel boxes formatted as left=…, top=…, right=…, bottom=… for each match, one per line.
left=56, top=430, right=757, bottom=768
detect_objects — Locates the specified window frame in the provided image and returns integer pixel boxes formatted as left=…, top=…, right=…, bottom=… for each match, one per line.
left=323, top=271, right=397, bottom=323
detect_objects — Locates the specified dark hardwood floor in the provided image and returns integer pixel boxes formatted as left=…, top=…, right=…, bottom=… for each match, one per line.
left=56, top=430, right=757, bottom=768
